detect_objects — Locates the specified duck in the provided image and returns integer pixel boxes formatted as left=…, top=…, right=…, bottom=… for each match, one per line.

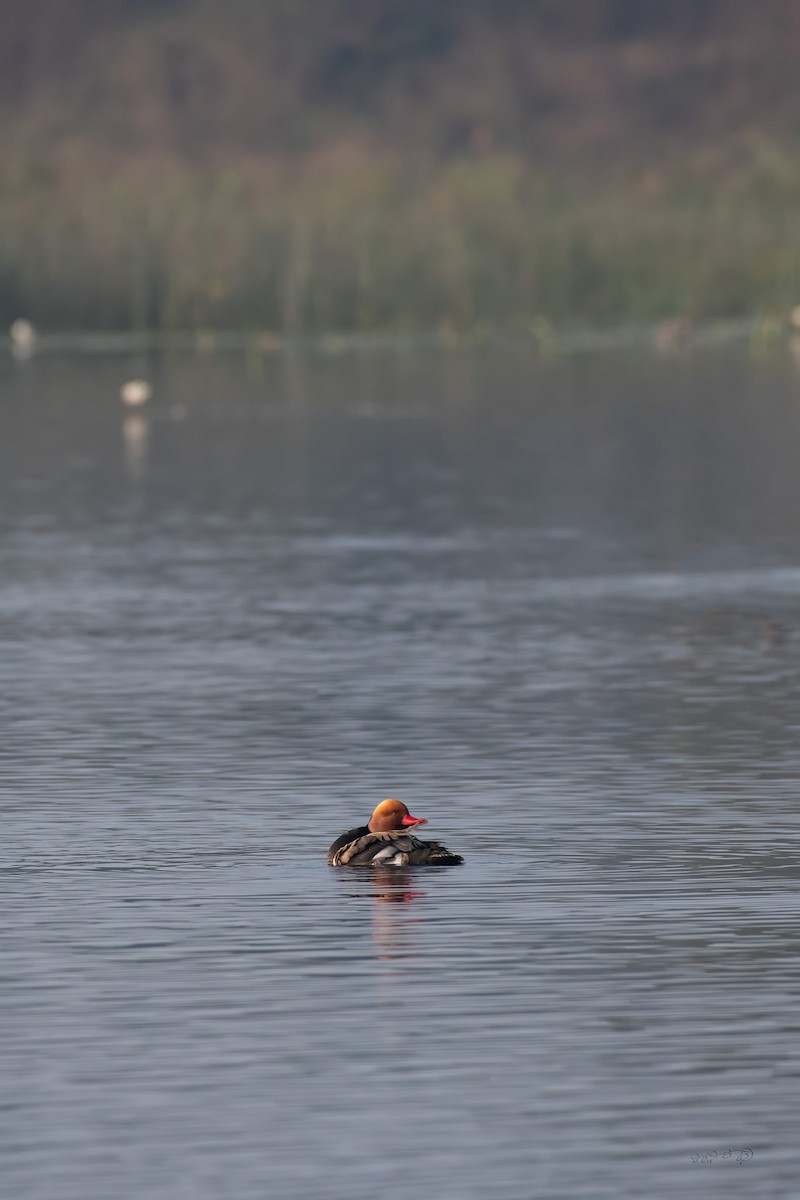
left=327, top=798, right=463, bottom=867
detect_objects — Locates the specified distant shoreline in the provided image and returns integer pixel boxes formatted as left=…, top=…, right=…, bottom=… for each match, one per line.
left=4, top=318, right=793, bottom=359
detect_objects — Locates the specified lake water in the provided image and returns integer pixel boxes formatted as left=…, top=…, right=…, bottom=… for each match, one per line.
left=2, top=341, right=800, bottom=1198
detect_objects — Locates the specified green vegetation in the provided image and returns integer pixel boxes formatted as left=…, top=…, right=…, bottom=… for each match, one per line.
left=4, top=151, right=800, bottom=333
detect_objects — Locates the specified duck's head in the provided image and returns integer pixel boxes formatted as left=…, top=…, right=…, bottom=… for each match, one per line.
left=368, top=798, right=428, bottom=833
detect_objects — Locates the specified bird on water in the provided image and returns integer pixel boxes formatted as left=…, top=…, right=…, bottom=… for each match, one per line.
left=327, top=798, right=463, bottom=867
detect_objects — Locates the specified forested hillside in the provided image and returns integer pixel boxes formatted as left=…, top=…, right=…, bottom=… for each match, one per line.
left=4, top=1, right=800, bottom=331
left=4, top=0, right=799, bottom=165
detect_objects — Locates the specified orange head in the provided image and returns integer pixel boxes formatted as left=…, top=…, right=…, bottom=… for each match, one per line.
left=367, top=798, right=428, bottom=833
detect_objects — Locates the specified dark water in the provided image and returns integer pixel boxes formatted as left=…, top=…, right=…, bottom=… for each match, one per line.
left=2, top=342, right=800, bottom=1198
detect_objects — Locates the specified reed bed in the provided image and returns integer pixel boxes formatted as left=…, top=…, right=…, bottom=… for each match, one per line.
left=2, top=153, right=800, bottom=332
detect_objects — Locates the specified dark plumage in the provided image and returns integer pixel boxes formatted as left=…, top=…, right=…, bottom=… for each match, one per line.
left=327, top=799, right=463, bottom=867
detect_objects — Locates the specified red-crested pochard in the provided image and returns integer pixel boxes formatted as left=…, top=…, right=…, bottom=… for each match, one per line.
left=327, top=798, right=463, bottom=867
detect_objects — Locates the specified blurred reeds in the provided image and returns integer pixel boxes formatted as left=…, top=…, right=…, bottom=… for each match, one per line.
left=3, top=149, right=800, bottom=333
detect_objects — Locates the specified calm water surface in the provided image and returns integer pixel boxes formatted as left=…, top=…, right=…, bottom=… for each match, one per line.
left=2, top=344, right=800, bottom=1198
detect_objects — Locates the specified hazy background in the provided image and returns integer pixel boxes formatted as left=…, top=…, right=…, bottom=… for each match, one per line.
left=5, top=0, right=800, bottom=331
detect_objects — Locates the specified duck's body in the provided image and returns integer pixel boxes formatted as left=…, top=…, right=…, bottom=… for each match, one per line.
left=327, top=799, right=463, bottom=867
left=327, top=824, right=463, bottom=867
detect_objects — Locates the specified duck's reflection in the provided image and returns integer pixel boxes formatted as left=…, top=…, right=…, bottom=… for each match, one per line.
left=369, top=869, right=423, bottom=959
left=339, top=867, right=424, bottom=959
left=369, top=867, right=424, bottom=904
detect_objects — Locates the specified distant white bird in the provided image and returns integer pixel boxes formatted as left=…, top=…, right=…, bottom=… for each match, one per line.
left=120, top=379, right=152, bottom=407
left=10, top=318, right=36, bottom=356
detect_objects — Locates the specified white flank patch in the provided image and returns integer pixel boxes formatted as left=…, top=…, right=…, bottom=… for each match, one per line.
left=371, top=846, right=400, bottom=862
left=371, top=848, right=406, bottom=865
